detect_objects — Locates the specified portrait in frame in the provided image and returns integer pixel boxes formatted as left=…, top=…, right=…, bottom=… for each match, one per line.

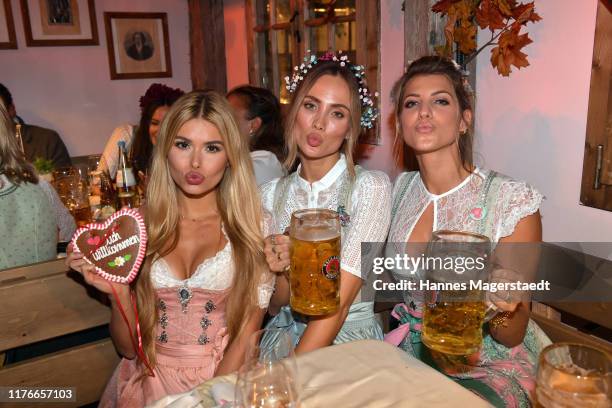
left=104, top=12, right=172, bottom=80
left=20, top=0, right=98, bottom=46
left=0, top=0, right=17, bottom=49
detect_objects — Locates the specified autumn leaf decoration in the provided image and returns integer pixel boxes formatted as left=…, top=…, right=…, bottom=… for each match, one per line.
left=431, top=0, right=542, bottom=76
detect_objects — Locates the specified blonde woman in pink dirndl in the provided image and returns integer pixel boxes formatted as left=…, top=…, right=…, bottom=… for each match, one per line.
left=67, top=90, right=274, bottom=406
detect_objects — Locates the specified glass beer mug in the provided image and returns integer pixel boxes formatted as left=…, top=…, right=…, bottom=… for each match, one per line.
left=289, top=209, right=341, bottom=316
left=536, top=343, right=611, bottom=408
left=421, top=230, right=492, bottom=355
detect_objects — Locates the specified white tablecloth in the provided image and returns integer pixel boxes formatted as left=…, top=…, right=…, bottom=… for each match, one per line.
left=149, top=339, right=491, bottom=407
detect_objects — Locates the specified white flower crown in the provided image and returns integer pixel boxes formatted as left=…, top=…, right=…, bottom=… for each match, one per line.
left=284, top=50, right=379, bottom=129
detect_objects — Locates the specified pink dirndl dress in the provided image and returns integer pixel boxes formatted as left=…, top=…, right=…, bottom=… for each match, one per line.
left=99, top=254, right=231, bottom=407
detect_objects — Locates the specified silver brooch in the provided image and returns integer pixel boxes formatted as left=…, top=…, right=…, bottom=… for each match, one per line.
left=178, top=286, right=192, bottom=313
left=201, top=317, right=212, bottom=329
left=205, top=299, right=216, bottom=313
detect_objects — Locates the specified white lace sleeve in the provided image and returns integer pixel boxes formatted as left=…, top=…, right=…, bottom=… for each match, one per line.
left=495, top=180, right=543, bottom=241
left=257, top=271, right=275, bottom=308
left=342, top=170, right=392, bottom=278
left=259, top=179, right=280, bottom=234
left=98, top=124, right=134, bottom=178
left=257, top=207, right=277, bottom=308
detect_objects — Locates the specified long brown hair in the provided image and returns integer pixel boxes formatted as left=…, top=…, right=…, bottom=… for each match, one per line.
left=135, top=90, right=268, bottom=369
left=130, top=83, right=184, bottom=176
left=283, top=61, right=364, bottom=177
left=392, top=55, right=474, bottom=170
left=0, top=103, right=37, bottom=185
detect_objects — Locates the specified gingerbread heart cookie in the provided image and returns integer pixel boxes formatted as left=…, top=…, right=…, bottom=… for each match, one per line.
left=71, top=208, right=147, bottom=284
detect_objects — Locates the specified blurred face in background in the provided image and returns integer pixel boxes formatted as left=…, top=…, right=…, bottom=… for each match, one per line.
left=227, top=94, right=262, bottom=143
left=149, top=105, right=170, bottom=145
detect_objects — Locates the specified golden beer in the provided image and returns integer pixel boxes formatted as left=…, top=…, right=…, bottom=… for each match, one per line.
left=72, top=206, right=92, bottom=227
left=422, top=290, right=486, bottom=355
left=421, top=230, right=491, bottom=355
left=289, top=209, right=341, bottom=316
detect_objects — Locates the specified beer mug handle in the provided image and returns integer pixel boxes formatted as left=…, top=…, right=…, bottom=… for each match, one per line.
left=484, top=303, right=498, bottom=322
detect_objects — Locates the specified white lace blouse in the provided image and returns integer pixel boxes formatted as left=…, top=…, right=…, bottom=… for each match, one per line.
left=260, top=155, right=392, bottom=279
left=151, top=229, right=274, bottom=309
left=388, top=168, right=543, bottom=245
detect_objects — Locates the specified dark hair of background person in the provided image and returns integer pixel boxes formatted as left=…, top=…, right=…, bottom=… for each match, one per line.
left=0, top=83, right=14, bottom=109
left=0, top=103, right=38, bottom=185
left=392, top=55, right=474, bottom=172
left=131, top=83, right=184, bottom=175
left=226, top=85, right=285, bottom=162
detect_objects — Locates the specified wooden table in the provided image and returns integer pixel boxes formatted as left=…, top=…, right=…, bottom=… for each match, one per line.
left=149, top=340, right=490, bottom=407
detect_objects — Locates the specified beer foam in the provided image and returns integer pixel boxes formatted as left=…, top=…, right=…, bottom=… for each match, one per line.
left=292, top=225, right=340, bottom=242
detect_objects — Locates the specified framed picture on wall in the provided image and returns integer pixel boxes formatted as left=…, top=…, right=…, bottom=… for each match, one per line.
left=104, top=12, right=172, bottom=80
left=1, top=0, right=17, bottom=49
left=20, top=0, right=98, bottom=46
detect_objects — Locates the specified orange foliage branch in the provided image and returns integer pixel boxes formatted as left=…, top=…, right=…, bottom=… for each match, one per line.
left=431, top=0, right=542, bottom=76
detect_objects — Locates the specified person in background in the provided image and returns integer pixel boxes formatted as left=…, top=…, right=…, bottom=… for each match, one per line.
left=260, top=52, right=391, bottom=354
left=227, top=85, right=286, bottom=185
left=384, top=56, right=550, bottom=407
left=67, top=90, right=274, bottom=406
left=0, top=83, right=72, bottom=169
left=37, top=180, right=76, bottom=242
left=98, top=83, right=185, bottom=180
left=0, top=102, right=57, bottom=270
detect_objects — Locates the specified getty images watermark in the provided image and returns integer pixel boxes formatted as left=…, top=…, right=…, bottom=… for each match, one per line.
left=370, top=253, right=552, bottom=292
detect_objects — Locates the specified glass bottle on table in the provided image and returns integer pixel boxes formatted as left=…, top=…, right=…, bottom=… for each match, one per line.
left=115, top=141, right=139, bottom=209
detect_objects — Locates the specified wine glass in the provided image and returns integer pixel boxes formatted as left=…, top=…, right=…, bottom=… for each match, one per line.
left=235, top=329, right=300, bottom=407
left=536, top=342, right=611, bottom=407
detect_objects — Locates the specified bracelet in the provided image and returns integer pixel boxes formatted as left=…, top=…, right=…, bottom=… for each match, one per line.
left=489, top=311, right=514, bottom=330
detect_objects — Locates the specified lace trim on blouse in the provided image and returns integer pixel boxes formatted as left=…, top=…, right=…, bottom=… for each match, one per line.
left=388, top=168, right=543, bottom=244
left=151, top=227, right=274, bottom=308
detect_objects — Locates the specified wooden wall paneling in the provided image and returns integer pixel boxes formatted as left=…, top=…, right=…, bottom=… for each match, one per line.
left=403, top=0, right=430, bottom=64
left=189, top=0, right=228, bottom=92
left=580, top=1, right=612, bottom=210
left=245, top=0, right=259, bottom=86
left=355, top=0, right=381, bottom=145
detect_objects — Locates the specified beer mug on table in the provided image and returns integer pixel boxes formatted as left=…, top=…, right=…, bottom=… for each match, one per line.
left=421, top=230, right=492, bottom=355
left=536, top=343, right=611, bottom=407
left=289, top=209, right=341, bottom=316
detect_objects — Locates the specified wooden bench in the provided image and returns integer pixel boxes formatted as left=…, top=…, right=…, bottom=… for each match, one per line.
left=0, top=259, right=119, bottom=407
left=531, top=301, right=612, bottom=354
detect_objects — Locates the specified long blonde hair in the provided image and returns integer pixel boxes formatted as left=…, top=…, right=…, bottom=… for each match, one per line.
left=135, top=90, right=267, bottom=369
left=283, top=61, right=363, bottom=177
left=0, top=103, right=37, bottom=184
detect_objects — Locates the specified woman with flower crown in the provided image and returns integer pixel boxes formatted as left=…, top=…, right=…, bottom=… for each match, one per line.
left=384, top=56, right=551, bottom=407
left=261, top=51, right=391, bottom=354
